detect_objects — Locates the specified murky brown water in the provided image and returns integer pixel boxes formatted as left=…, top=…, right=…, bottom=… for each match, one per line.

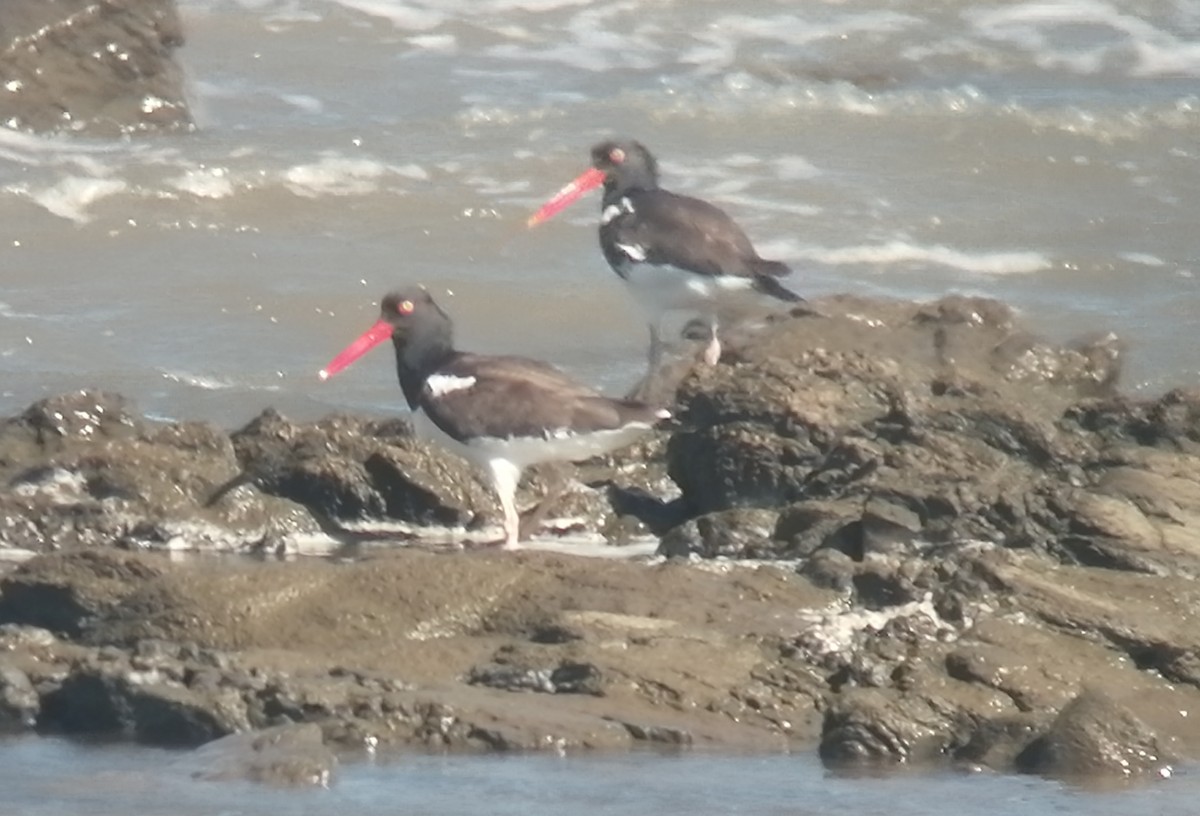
left=2, top=0, right=1199, bottom=428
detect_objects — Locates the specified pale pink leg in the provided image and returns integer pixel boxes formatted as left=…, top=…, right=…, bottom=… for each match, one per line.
left=702, top=319, right=721, bottom=365
left=488, top=459, right=523, bottom=550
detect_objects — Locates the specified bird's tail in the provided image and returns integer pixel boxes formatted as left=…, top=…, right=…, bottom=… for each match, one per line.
left=751, top=269, right=805, bottom=303
left=750, top=258, right=792, bottom=278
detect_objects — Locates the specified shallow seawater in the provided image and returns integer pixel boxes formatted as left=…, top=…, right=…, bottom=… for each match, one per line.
left=1, top=0, right=1199, bottom=428
left=2, top=0, right=1200, bottom=809
left=1, top=736, right=1197, bottom=816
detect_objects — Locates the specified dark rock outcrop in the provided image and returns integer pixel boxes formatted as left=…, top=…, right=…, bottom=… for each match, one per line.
left=1, top=292, right=1200, bottom=786
left=1016, top=689, right=1179, bottom=780
left=0, top=0, right=192, bottom=135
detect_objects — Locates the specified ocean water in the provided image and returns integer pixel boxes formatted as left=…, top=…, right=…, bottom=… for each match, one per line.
left=0, top=0, right=1198, bottom=427
left=0, top=735, right=1197, bottom=816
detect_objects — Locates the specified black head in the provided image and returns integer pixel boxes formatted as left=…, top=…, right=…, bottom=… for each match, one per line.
left=590, top=139, right=659, bottom=193
left=378, top=288, right=451, bottom=342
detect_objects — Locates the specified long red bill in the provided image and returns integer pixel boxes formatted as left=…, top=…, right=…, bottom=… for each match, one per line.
left=526, top=166, right=606, bottom=227
left=318, top=318, right=393, bottom=380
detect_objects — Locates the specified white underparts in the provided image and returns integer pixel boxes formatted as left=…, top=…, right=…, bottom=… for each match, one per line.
left=410, top=407, right=657, bottom=546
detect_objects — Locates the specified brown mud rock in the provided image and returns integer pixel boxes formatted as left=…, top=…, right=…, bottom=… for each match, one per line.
left=663, top=294, right=1200, bottom=581
left=0, top=396, right=670, bottom=558
left=0, top=662, right=38, bottom=731
left=0, top=0, right=191, bottom=135
left=0, top=549, right=167, bottom=637
left=4, top=293, right=1200, bottom=785
left=188, top=723, right=337, bottom=787
left=0, top=548, right=837, bottom=754
left=1016, top=689, right=1179, bottom=779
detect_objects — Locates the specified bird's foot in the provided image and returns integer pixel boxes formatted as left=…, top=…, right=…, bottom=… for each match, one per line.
left=702, top=334, right=722, bottom=366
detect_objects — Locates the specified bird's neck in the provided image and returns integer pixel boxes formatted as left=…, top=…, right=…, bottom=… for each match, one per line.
left=603, top=172, right=657, bottom=202
left=393, top=327, right=455, bottom=408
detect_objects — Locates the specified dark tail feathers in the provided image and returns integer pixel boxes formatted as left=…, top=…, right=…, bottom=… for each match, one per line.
left=750, top=258, right=791, bottom=278
left=751, top=268, right=804, bottom=303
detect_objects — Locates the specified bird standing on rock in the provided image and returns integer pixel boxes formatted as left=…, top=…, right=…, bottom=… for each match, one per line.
left=528, top=139, right=806, bottom=369
left=319, top=288, right=670, bottom=549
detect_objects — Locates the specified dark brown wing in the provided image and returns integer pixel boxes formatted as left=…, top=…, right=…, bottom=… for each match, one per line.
left=419, top=353, right=657, bottom=442
left=608, top=190, right=763, bottom=278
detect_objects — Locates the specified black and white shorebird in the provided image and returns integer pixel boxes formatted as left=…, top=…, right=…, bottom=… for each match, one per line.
left=528, top=139, right=805, bottom=368
left=319, top=288, right=670, bottom=549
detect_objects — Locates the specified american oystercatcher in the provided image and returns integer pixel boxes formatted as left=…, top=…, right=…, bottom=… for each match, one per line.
left=527, top=139, right=805, bottom=368
left=319, top=288, right=670, bottom=549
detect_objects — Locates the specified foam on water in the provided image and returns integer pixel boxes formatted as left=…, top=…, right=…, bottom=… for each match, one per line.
left=786, top=240, right=1053, bottom=276
left=284, top=156, right=390, bottom=198
left=24, top=176, right=128, bottom=223
left=167, top=166, right=235, bottom=199
left=967, top=0, right=1200, bottom=77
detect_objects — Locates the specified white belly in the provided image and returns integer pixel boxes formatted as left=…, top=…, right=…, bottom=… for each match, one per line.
left=412, top=408, right=654, bottom=472
left=621, top=264, right=753, bottom=321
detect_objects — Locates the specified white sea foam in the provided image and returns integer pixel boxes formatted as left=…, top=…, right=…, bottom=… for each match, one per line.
left=407, top=33, right=457, bottom=52
left=280, top=93, right=323, bottom=114
left=283, top=155, right=389, bottom=197
left=26, top=176, right=127, bottom=223
left=160, top=370, right=283, bottom=392
left=773, top=156, right=822, bottom=181
left=0, top=302, right=38, bottom=319
left=328, top=0, right=445, bottom=30
left=1119, top=252, right=1165, bottom=267
left=160, top=370, right=237, bottom=390
left=167, top=166, right=235, bottom=199
left=967, top=0, right=1200, bottom=78
left=792, top=240, right=1051, bottom=275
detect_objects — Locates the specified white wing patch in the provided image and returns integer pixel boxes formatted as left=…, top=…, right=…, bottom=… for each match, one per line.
left=425, top=374, right=476, bottom=397
left=600, top=197, right=635, bottom=226
left=615, top=243, right=647, bottom=262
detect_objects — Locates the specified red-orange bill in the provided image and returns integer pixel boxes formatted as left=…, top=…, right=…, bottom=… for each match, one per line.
left=526, top=166, right=606, bottom=227
left=318, top=318, right=393, bottom=380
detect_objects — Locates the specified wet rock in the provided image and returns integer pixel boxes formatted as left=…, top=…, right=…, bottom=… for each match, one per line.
left=621, top=721, right=693, bottom=746
left=0, top=396, right=332, bottom=554
left=1016, top=690, right=1179, bottom=780
left=819, top=688, right=947, bottom=764
left=365, top=446, right=491, bottom=527
left=38, top=662, right=249, bottom=745
left=0, top=550, right=166, bottom=637
left=5, top=291, right=1200, bottom=780
left=657, top=508, right=781, bottom=558
left=0, top=0, right=191, bottom=135
left=0, top=662, right=38, bottom=731
left=662, top=294, right=1200, bottom=585
left=776, top=500, right=865, bottom=558
left=0, top=394, right=674, bottom=556
left=189, top=723, right=337, bottom=787
left=466, top=660, right=604, bottom=696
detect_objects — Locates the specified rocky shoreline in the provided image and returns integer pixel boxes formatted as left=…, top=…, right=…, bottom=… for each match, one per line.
left=1, top=293, right=1198, bottom=786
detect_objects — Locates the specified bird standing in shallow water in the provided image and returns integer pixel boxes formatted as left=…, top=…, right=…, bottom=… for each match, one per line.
left=319, top=288, right=670, bottom=549
left=528, top=139, right=805, bottom=369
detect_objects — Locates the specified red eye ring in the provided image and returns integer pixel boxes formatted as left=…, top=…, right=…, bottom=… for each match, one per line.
left=397, top=299, right=415, bottom=315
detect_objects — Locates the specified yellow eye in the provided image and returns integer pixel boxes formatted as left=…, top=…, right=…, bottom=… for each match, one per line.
left=397, top=299, right=415, bottom=315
